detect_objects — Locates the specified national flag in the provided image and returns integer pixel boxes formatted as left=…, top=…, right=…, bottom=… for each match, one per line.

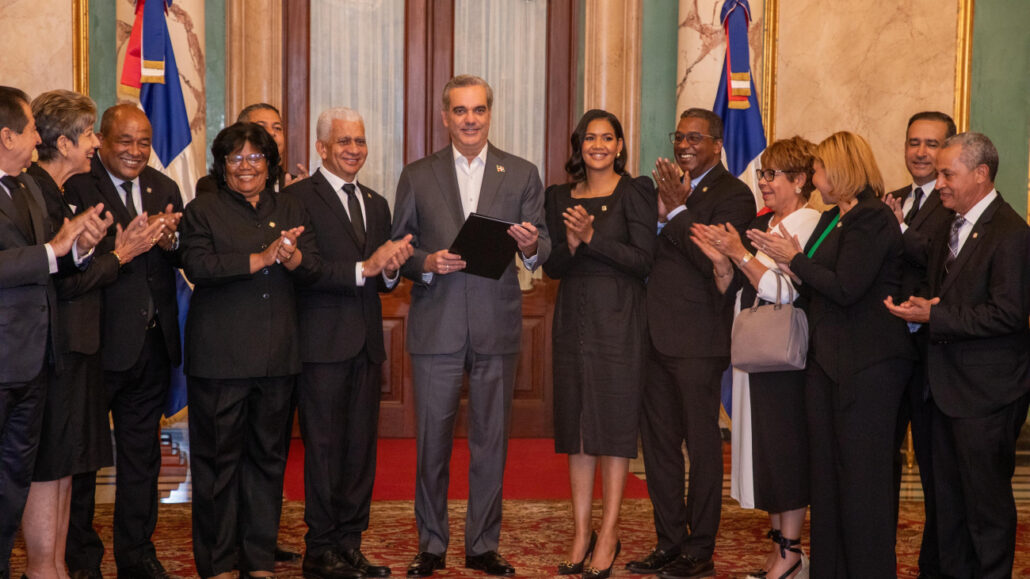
left=713, top=0, right=767, bottom=178
left=120, top=0, right=196, bottom=417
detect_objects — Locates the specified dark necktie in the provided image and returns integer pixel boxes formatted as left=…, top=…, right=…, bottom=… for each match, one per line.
left=120, top=180, right=138, bottom=218
left=903, top=186, right=924, bottom=226
left=944, top=215, right=965, bottom=276
left=343, top=183, right=366, bottom=247
left=2, top=174, right=36, bottom=243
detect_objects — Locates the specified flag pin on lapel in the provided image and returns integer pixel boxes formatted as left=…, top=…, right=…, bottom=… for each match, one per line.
left=497, top=165, right=505, bottom=173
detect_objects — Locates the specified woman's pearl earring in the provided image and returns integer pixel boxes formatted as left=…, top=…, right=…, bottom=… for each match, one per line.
left=795, top=187, right=802, bottom=195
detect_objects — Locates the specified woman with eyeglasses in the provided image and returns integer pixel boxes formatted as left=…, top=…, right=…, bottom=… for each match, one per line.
left=180, top=122, right=319, bottom=579
left=748, top=132, right=915, bottom=577
left=691, top=137, right=821, bottom=578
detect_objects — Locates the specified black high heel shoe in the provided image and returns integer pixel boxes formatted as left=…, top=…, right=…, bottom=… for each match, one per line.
left=746, top=528, right=783, bottom=578
left=583, top=539, right=621, bottom=579
left=557, top=530, right=597, bottom=575
left=770, top=535, right=806, bottom=579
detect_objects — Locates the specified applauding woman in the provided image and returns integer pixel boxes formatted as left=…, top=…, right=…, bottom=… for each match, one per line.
left=748, top=132, right=915, bottom=577
left=692, top=137, right=820, bottom=579
left=180, top=122, right=319, bottom=579
left=544, top=109, right=657, bottom=579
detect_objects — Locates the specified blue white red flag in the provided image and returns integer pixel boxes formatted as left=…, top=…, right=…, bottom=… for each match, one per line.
left=713, top=0, right=767, bottom=178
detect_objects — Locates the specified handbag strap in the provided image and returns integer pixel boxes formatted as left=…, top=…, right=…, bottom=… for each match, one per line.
left=749, top=271, right=794, bottom=311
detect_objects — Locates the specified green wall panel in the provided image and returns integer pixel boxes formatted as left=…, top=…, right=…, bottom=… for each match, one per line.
left=88, top=0, right=117, bottom=123
left=639, top=0, right=678, bottom=181
left=205, top=0, right=226, bottom=169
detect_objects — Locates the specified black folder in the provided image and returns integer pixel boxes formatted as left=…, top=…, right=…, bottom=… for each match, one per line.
left=449, top=212, right=519, bottom=280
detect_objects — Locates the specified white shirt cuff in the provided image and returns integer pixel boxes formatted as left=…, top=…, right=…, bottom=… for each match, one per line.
left=355, top=262, right=366, bottom=287
left=666, top=204, right=687, bottom=222
left=421, top=272, right=434, bottom=284
left=522, top=253, right=539, bottom=271
left=383, top=268, right=399, bottom=289
left=45, top=244, right=58, bottom=274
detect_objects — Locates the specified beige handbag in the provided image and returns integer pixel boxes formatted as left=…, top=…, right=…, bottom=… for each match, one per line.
left=730, top=272, right=808, bottom=373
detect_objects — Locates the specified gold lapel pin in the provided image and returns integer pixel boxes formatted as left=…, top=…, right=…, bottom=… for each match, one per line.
left=497, top=165, right=505, bottom=173
left=972, top=232, right=979, bottom=239
left=269, top=221, right=276, bottom=228
left=146, top=187, right=152, bottom=194
left=702, top=186, right=708, bottom=193
left=601, top=205, right=608, bottom=212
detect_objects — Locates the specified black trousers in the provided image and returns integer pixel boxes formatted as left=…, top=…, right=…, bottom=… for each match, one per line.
left=806, top=357, right=909, bottom=579
left=188, top=375, right=294, bottom=578
left=299, top=351, right=381, bottom=555
left=931, top=393, right=1028, bottom=579
left=0, top=368, right=47, bottom=572
left=67, top=326, right=170, bottom=570
left=640, top=350, right=726, bottom=559
left=893, top=330, right=939, bottom=577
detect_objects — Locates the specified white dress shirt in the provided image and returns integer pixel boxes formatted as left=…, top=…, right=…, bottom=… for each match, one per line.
left=754, top=207, right=822, bottom=303
left=318, top=167, right=397, bottom=288
left=953, top=188, right=998, bottom=255
left=453, top=144, right=488, bottom=219
left=898, top=179, right=936, bottom=233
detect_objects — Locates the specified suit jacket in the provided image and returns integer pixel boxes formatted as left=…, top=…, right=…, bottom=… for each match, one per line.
left=391, top=143, right=550, bottom=356
left=646, top=162, right=755, bottom=358
left=790, top=188, right=916, bottom=383
left=180, top=185, right=319, bottom=379
left=63, top=156, right=183, bottom=371
left=886, top=185, right=953, bottom=300
left=28, top=163, right=120, bottom=356
left=921, top=194, right=1030, bottom=418
left=285, top=170, right=394, bottom=364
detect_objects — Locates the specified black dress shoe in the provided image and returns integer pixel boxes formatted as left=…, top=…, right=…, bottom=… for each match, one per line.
left=302, top=549, right=363, bottom=579
left=341, top=547, right=391, bottom=577
left=70, top=569, right=103, bottom=579
left=584, top=540, right=621, bottom=579
left=275, top=543, right=302, bottom=562
left=557, top=530, right=597, bottom=574
left=464, top=551, right=515, bottom=576
left=406, top=552, right=445, bottom=577
left=117, top=556, right=182, bottom=579
left=626, top=547, right=681, bottom=574
left=656, top=554, right=715, bottom=579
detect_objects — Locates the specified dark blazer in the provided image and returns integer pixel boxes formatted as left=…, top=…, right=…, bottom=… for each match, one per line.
left=921, top=194, right=1030, bottom=418
left=180, top=185, right=319, bottom=379
left=789, top=188, right=916, bottom=383
left=646, top=162, right=755, bottom=358
left=0, top=171, right=60, bottom=383
left=28, top=163, right=120, bottom=356
left=392, top=143, right=550, bottom=356
left=285, top=170, right=394, bottom=364
left=886, top=185, right=953, bottom=299
left=63, top=156, right=184, bottom=371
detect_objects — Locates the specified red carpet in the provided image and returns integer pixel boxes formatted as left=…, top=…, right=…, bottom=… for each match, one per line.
left=283, top=438, right=651, bottom=501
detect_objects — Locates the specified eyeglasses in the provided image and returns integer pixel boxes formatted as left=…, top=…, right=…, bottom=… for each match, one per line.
left=226, top=153, right=267, bottom=167
left=755, top=168, right=795, bottom=182
left=668, top=132, right=715, bottom=145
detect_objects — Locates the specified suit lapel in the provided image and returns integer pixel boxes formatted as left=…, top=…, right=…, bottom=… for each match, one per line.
left=313, top=171, right=361, bottom=247
left=687, top=163, right=726, bottom=209
left=476, top=145, right=506, bottom=217
left=0, top=182, right=19, bottom=228
left=21, top=174, right=48, bottom=243
left=940, top=197, right=1000, bottom=294
left=93, top=158, right=133, bottom=225
left=431, top=146, right=466, bottom=230
left=911, top=190, right=943, bottom=230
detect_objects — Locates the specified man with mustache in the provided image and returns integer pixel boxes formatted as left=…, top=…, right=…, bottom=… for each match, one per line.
left=63, top=104, right=185, bottom=579
left=883, top=111, right=956, bottom=579
left=392, top=74, right=550, bottom=578
left=628, top=108, right=754, bottom=579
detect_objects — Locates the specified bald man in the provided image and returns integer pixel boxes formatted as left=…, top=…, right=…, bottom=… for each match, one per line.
left=63, top=105, right=185, bottom=579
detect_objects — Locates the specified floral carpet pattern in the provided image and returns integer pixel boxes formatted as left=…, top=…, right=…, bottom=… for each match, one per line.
left=13, top=499, right=1030, bottom=578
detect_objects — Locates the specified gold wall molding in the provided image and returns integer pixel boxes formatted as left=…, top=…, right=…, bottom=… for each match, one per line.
left=583, top=0, right=642, bottom=176
left=226, top=0, right=283, bottom=122
left=954, top=0, right=974, bottom=132
left=73, top=0, right=89, bottom=94
left=760, top=0, right=777, bottom=143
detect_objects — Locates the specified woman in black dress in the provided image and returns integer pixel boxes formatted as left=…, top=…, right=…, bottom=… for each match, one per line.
left=181, top=123, right=318, bottom=579
left=544, top=109, right=656, bottom=579
left=750, top=132, right=915, bottom=577
left=692, top=137, right=822, bottom=579
left=21, top=90, right=159, bottom=579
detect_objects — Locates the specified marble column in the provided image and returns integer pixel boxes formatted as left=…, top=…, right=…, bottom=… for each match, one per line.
left=582, top=0, right=642, bottom=176
left=225, top=0, right=282, bottom=123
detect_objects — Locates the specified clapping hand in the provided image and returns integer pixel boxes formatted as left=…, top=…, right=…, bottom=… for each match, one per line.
left=652, top=157, right=690, bottom=220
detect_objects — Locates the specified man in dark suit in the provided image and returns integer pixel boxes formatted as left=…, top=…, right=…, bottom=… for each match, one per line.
left=0, top=86, right=108, bottom=578
left=886, top=132, right=1030, bottom=578
left=392, top=75, right=550, bottom=578
left=63, top=105, right=185, bottom=579
left=628, top=108, right=755, bottom=579
left=884, top=111, right=956, bottom=579
left=195, top=103, right=306, bottom=196
left=288, top=107, right=412, bottom=579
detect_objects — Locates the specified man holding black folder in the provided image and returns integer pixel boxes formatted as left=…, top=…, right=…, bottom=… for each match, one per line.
left=392, top=74, right=550, bottom=577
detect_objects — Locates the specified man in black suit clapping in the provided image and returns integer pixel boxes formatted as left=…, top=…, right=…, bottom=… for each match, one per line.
left=885, top=132, right=1030, bottom=577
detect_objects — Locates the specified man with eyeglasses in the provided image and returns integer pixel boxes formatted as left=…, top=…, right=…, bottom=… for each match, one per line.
left=882, top=111, right=956, bottom=579
left=63, top=104, right=185, bottom=579
left=627, top=108, right=754, bottom=578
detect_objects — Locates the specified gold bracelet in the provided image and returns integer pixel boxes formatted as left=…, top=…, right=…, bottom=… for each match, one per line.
left=739, top=252, right=754, bottom=266
left=110, top=250, right=124, bottom=266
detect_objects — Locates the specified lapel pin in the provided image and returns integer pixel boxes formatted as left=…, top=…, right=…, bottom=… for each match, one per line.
left=836, top=222, right=842, bottom=228
left=972, top=232, right=979, bottom=239
left=496, top=165, right=505, bottom=173
left=146, top=186, right=152, bottom=194
left=269, top=221, right=276, bottom=228
left=702, top=186, right=708, bottom=193
left=601, top=205, right=608, bottom=212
